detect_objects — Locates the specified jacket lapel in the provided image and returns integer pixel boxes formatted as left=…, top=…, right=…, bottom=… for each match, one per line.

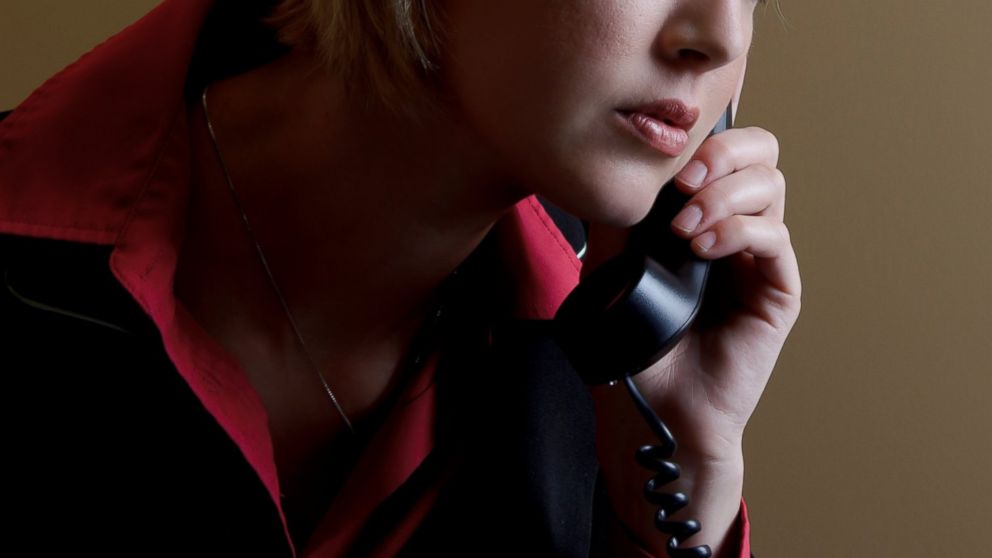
left=1, top=233, right=160, bottom=340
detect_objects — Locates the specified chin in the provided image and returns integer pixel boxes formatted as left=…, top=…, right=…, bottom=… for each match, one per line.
left=547, top=166, right=675, bottom=229
left=541, top=184, right=661, bottom=229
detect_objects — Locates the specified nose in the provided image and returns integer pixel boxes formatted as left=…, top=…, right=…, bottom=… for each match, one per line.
left=654, top=0, right=753, bottom=73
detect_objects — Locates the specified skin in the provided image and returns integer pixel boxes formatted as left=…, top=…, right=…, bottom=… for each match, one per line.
left=436, top=0, right=757, bottom=227
left=174, top=0, right=800, bottom=553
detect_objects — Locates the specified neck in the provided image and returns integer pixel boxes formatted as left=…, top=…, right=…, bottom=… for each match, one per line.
left=178, top=47, right=526, bottom=362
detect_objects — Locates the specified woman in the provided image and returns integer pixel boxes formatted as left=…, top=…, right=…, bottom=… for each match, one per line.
left=0, top=0, right=799, bottom=556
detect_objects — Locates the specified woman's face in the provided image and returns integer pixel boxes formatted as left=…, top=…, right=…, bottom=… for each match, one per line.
left=438, top=0, right=758, bottom=226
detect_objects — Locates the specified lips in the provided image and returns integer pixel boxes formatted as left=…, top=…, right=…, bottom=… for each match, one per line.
left=615, top=99, right=700, bottom=157
left=626, top=99, right=700, bottom=131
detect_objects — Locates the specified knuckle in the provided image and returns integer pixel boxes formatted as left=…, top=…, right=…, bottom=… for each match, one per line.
left=777, top=222, right=792, bottom=244
left=773, top=167, right=786, bottom=191
left=760, top=165, right=786, bottom=192
left=703, top=136, right=734, bottom=171
left=701, top=186, right=733, bottom=218
left=765, top=131, right=780, bottom=162
left=745, top=126, right=780, bottom=164
left=726, top=214, right=748, bottom=235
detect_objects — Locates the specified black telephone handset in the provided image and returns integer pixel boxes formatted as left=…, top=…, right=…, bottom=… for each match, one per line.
left=552, top=105, right=733, bottom=558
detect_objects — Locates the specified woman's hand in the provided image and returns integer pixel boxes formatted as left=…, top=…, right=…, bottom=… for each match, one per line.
left=583, top=125, right=801, bottom=557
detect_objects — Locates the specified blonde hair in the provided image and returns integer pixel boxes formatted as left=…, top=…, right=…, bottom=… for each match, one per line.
left=263, top=0, right=447, bottom=119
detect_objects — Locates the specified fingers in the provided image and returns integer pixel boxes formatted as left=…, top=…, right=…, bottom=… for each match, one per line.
left=687, top=214, right=783, bottom=258
left=687, top=215, right=801, bottom=298
left=664, top=125, right=800, bottom=299
left=670, top=163, right=785, bottom=237
left=674, top=127, right=779, bottom=191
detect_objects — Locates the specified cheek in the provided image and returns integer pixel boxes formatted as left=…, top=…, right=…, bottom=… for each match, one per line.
left=439, top=1, right=647, bottom=154
left=445, top=66, right=685, bottom=227
left=438, top=1, right=568, bottom=116
left=686, top=57, right=749, bottom=155
left=440, top=31, right=642, bottom=218
left=438, top=2, right=740, bottom=228
left=440, top=20, right=608, bottom=190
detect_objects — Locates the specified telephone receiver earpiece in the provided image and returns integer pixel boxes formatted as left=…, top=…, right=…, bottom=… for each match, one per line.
left=552, top=104, right=733, bottom=386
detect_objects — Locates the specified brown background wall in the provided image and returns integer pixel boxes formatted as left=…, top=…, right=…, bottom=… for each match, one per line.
left=3, top=1, right=991, bottom=556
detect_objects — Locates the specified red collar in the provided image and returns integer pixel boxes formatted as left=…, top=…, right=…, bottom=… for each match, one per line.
left=0, top=0, right=583, bottom=554
left=0, top=0, right=581, bottom=321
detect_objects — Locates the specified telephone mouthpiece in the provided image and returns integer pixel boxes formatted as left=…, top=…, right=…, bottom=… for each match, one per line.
left=552, top=248, right=710, bottom=386
left=552, top=105, right=729, bottom=385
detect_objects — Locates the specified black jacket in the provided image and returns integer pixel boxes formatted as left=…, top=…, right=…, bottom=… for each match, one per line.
left=0, top=140, right=624, bottom=555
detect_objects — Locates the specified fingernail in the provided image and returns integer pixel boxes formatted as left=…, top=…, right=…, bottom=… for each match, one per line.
left=694, top=231, right=717, bottom=252
left=672, top=204, right=703, bottom=233
left=677, top=160, right=708, bottom=188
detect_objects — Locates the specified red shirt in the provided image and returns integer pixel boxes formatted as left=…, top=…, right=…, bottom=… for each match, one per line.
left=0, top=0, right=750, bottom=555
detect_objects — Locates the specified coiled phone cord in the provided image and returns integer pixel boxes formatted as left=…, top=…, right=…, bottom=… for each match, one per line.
left=621, top=375, right=712, bottom=558
left=553, top=106, right=734, bottom=557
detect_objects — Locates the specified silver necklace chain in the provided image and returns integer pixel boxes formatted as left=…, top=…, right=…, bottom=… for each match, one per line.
left=199, top=85, right=457, bottom=439
left=200, top=85, right=357, bottom=436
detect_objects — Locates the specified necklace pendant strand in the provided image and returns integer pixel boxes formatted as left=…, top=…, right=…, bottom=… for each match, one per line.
left=200, top=85, right=359, bottom=436
left=199, top=85, right=455, bottom=440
